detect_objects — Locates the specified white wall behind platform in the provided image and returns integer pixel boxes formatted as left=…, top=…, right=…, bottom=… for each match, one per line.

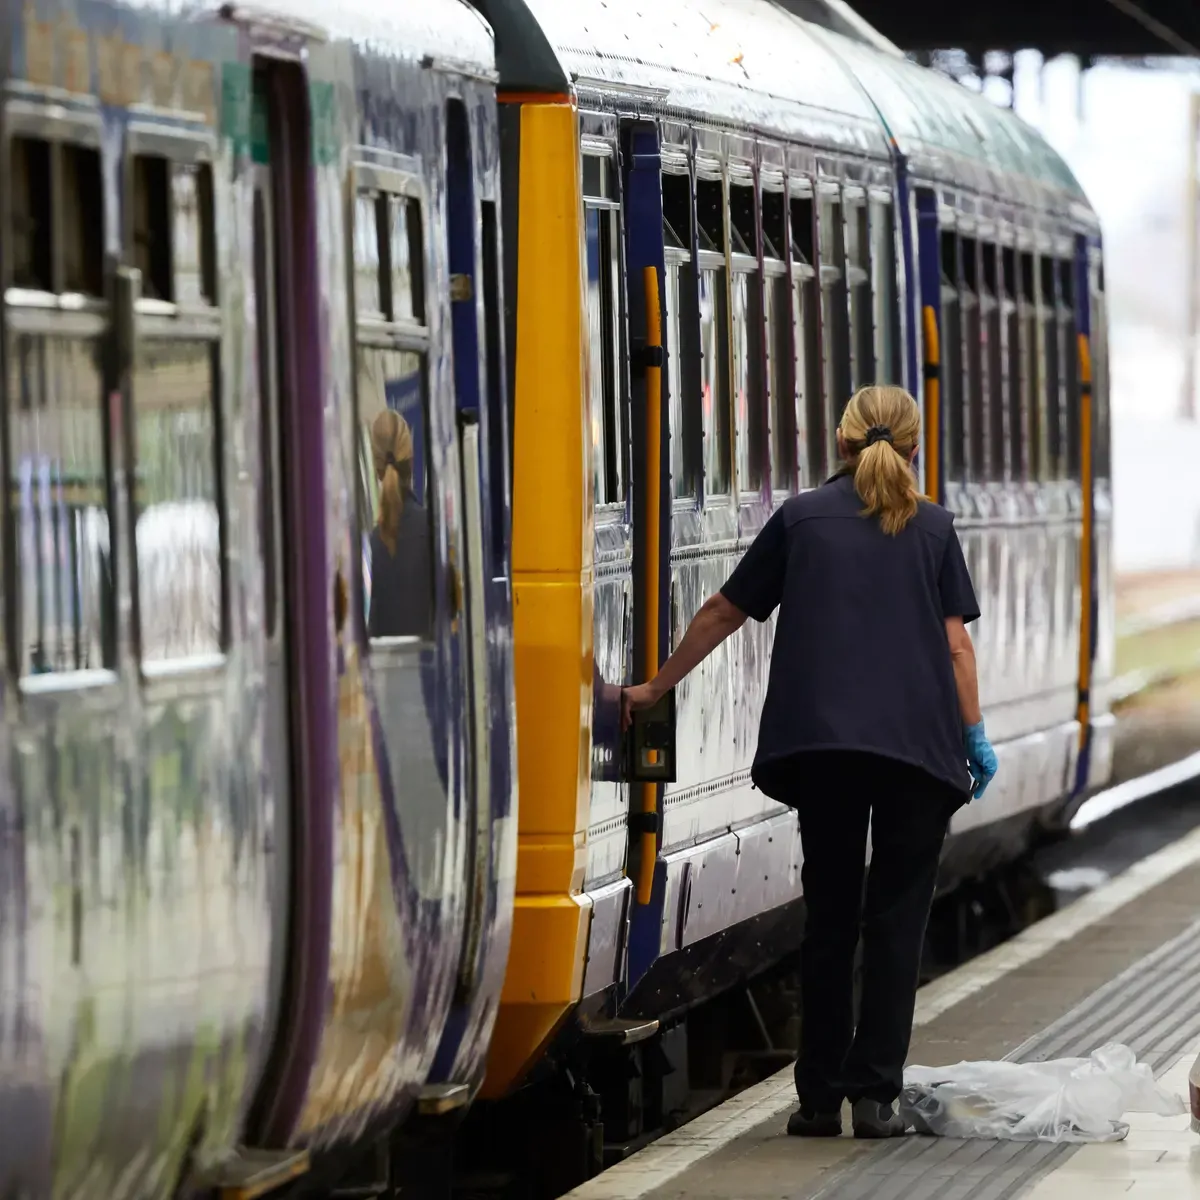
left=1113, top=414, right=1200, bottom=572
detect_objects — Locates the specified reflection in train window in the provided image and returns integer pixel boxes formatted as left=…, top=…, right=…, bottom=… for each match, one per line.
left=354, top=191, right=386, bottom=320
left=730, top=181, right=763, bottom=494
left=358, top=349, right=434, bottom=640
left=982, top=242, right=1004, bottom=481
left=389, top=195, right=425, bottom=324
left=585, top=202, right=625, bottom=506
left=1040, top=257, right=1063, bottom=480
left=11, top=138, right=53, bottom=291
left=1002, top=246, right=1023, bottom=481
left=1020, top=251, right=1043, bottom=481
left=790, top=193, right=823, bottom=485
left=8, top=336, right=113, bottom=676
left=133, top=340, right=222, bottom=662
left=1060, top=259, right=1081, bottom=481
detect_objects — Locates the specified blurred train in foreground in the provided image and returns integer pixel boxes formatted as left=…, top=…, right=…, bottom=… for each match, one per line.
left=0, top=0, right=1111, bottom=1197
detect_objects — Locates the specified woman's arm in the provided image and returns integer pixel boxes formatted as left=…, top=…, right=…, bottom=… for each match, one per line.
left=945, top=615, right=982, bottom=726
left=621, top=593, right=747, bottom=729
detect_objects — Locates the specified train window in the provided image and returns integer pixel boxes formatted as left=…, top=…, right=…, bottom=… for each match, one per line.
left=1040, top=257, right=1064, bottom=480
left=132, top=155, right=217, bottom=307
left=818, top=192, right=851, bottom=459
left=11, top=137, right=53, bottom=292
left=729, top=181, right=756, bottom=256
left=1060, top=259, right=1081, bottom=481
left=961, top=237, right=983, bottom=482
left=761, top=189, right=785, bottom=261
left=730, top=180, right=763, bottom=493
left=763, top=186, right=794, bottom=492
left=698, top=261, right=731, bottom=497
left=582, top=154, right=614, bottom=201
left=845, top=198, right=874, bottom=392
left=1020, top=251, right=1043, bottom=481
left=695, top=177, right=725, bottom=252
left=1003, top=246, right=1024, bottom=481
left=388, top=195, right=425, bottom=325
left=940, top=231, right=964, bottom=482
left=790, top=193, right=823, bottom=484
left=6, top=128, right=113, bottom=679
left=132, top=340, right=223, bottom=662
left=584, top=201, right=625, bottom=506
left=8, top=337, right=113, bottom=676
left=351, top=169, right=435, bottom=641
left=982, top=242, right=1004, bottom=481
left=870, top=198, right=901, bottom=385
left=662, top=172, right=701, bottom=499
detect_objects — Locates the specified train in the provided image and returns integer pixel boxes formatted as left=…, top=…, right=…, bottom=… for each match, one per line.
left=0, top=0, right=1111, bottom=1198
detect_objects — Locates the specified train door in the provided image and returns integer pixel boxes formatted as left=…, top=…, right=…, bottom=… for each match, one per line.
left=242, top=56, right=336, bottom=1149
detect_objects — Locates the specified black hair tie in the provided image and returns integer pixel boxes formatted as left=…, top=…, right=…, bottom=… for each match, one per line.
left=385, top=452, right=400, bottom=472
left=864, top=425, right=893, bottom=447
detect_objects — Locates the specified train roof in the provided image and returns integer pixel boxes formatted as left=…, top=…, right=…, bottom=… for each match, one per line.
left=214, top=0, right=494, bottom=72
left=809, top=25, right=1091, bottom=210
left=475, top=0, right=890, bottom=157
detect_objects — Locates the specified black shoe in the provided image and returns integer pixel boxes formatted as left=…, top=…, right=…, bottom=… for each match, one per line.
left=851, top=1099, right=906, bottom=1139
left=787, top=1107, right=843, bottom=1137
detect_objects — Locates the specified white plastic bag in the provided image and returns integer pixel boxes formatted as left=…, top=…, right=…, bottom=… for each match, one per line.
left=900, top=1043, right=1186, bottom=1143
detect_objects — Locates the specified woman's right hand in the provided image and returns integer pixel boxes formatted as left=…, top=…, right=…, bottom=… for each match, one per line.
left=963, top=721, right=998, bottom=799
left=621, top=681, right=663, bottom=733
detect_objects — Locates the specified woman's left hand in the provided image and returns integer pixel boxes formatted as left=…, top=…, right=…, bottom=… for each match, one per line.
left=621, top=681, right=663, bottom=732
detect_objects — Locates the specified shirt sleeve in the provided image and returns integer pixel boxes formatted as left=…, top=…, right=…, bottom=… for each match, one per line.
left=720, top=508, right=788, bottom=622
left=939, top=524, right=981, bottom=624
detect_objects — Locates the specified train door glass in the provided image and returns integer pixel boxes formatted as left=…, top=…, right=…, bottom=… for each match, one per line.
left=583, top=148, right=625, bottom=509
left=940, top=230, right=964, bottom=482
left=761, top=182, right=794, bottom=494
left=845, top=194, right=874, bottom=392
left=662, top=169, right=700, bottom=500
left=1020, top=251, right=1043, bottom=480
left=870, top=196, right=901, bottom=386
left=790, top=188, right=822, bottom=485
left=981, top=242, right=1004, bottom=481
left=695, top=173, right=730, bottom=498
left=6, top=123, right=113, bottom=679
left=1003, top=246, right=1023, bottom=480
left=729, top=176, right=763, bottom=495
left=128, top=140, right=225, bottom=666
left=1040, top=257, right=1064, bottom=480
left=351, top=171, right=434, bottom=640
left=818, top=188, right=851, bottom=462
left=961, top=237, right=983, bottom=482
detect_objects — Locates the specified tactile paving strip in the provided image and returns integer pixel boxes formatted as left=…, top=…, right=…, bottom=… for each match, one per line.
left=807, top=916, right=1200, bottom=1200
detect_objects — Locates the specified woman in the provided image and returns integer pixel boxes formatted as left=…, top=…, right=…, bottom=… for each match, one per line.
left=623, top=386, right=997, bottom=1139
left=367, top=409, right=432, bottom=639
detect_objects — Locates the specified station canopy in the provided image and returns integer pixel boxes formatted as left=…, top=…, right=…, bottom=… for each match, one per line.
left=778, top=0, right=1200, bottom=57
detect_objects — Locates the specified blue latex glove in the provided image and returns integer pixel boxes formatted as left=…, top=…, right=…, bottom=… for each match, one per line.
left=964, top=721, right=998, bottom=799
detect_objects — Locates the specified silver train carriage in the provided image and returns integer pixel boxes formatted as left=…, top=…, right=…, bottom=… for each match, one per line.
left=0, top=0, right=516, bottom=1196
left=465, top=0, right=1114, bottom=1170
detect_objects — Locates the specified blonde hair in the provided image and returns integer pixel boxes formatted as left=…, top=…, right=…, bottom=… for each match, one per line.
left=838, top=385, right=922, bottom=536
left=370, top=409, right=415, bottom=555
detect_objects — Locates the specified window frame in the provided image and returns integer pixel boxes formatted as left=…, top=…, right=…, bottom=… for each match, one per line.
left=695, top=159, right=732, bottom=504
left=843, top=187, right=874, bottom=394
left=762, top=169, right=795, bottom=497
left=869, top=191, right=901, bottom=387
left=729, top=165, right=765, bottom=499
left=124, top=124, right=226, bottom=676
left=817, top=182, right=851, bottom=470
left=789, top=179, right=822, bottom=487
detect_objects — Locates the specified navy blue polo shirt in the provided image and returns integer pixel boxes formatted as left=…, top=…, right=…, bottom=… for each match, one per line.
left=721, top=473, right=980, bottom=801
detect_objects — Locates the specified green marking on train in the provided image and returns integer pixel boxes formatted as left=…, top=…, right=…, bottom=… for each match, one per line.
left=220, top=61, right=252, bottom=159
left=310, top=80, right=336, bottom=166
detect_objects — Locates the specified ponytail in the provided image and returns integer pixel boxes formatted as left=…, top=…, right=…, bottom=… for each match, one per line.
left=369, top=409, right=415, bottom=555
left=378, top=460, right=404, bottom=555
left=839, top=385, right=923, bottom=536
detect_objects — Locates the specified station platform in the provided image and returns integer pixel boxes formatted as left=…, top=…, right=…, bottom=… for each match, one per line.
left=566, top=820, right=1200, bottom=1200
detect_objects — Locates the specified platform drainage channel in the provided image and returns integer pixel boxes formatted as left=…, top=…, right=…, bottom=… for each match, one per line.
left=808, top=916, right=1200, bottom=1200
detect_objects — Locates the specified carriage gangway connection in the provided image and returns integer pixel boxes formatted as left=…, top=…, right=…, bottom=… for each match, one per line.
left=561, top=756, right=1200, bottom=1200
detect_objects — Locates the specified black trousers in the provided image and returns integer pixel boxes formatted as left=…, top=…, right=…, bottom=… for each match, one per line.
left=788, top=751, right=963, bottom=1111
